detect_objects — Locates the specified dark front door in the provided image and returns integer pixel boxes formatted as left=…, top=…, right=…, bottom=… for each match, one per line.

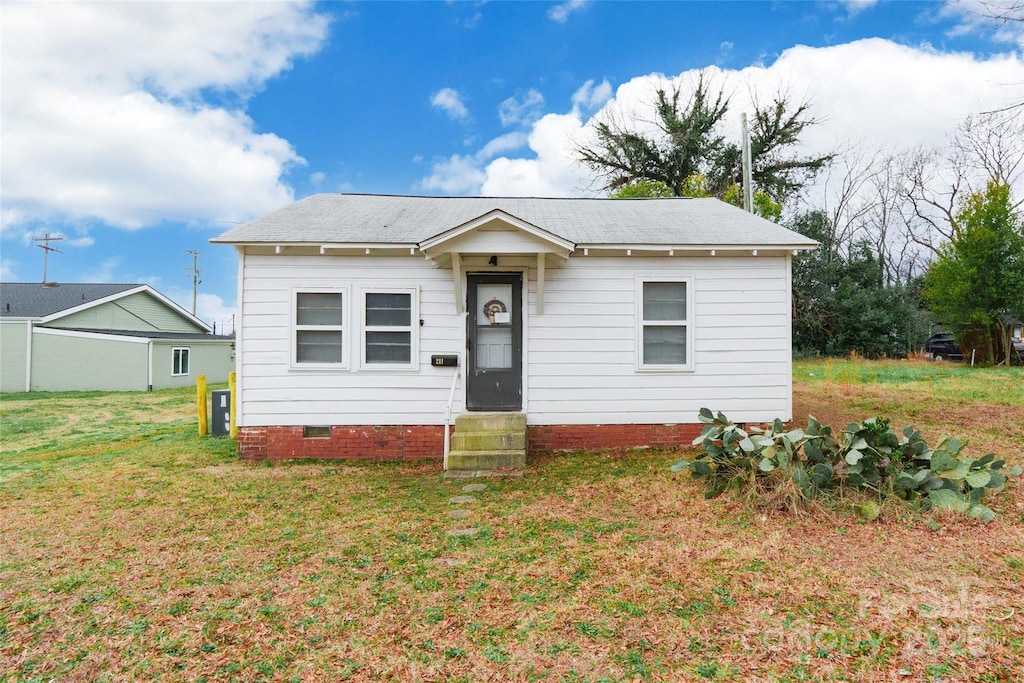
left=466, top=272, right=523, bottom=411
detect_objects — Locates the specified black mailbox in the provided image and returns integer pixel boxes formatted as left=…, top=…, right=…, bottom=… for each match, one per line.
left=431, top=354, right=459, bottom=367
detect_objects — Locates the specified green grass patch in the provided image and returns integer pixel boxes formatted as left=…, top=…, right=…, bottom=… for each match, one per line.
left=1, top=368, right=1022, bottom=680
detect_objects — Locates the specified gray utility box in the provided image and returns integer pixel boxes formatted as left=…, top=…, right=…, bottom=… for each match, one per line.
left=211, top=389, right=231, bottom=436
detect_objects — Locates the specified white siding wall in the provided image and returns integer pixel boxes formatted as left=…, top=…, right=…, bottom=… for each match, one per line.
left=528, top=256, right=791, bottom=424
left=238, top=253, right=792, bottom=427
left=240, top=255, right=464, bottom=426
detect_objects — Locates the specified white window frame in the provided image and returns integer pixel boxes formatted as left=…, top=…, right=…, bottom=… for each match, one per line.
left=359, top=287, right=419, bottom=371
left=172, top=347, right=190, bottom=376
left=636, top=275, right=694, bottom=372
left=290, top=288, right=349, bottom=370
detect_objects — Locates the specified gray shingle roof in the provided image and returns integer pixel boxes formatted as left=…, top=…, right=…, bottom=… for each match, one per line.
left=211, top=194, right=818, bottom=248
left=54, top=327, right=234, bottom=341
left=0, top=283, right=141, bottom=318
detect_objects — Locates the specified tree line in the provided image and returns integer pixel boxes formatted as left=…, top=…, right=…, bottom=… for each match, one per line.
left=575, top=71, right=1024, bottom=364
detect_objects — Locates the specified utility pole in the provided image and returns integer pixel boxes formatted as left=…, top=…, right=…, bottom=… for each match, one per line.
left=184, top=249, right=202, bottom=315
left=741, top=113, right=753, bottom=213
left=33, top=233, right=64, bottom=283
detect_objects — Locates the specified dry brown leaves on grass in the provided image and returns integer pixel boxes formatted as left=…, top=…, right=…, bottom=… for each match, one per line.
left=2, top=365, right=1024, bottom=681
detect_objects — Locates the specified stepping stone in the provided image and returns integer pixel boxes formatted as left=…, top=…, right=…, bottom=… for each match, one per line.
left=462, top=483, right=487, bottom=493
left=432, top=557, right=466, bottom=567
left=447, top=528, right=479, bottom=537
left=449, top=495, right=476, bottom=505
left=449, top=509, right=471, bottom=520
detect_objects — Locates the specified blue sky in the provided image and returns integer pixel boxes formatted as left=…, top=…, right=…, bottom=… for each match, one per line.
left=2, top=1, right=1022, bottom=331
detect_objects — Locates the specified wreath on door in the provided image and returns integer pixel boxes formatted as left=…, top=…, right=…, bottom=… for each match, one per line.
left=483, top=299, right=507, bottom=324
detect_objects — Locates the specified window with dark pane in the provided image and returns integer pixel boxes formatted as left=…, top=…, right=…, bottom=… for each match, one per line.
left=297, top=292, right=343, bottom=326
left=172, top=347, right=190, bottom=375
left=365, top=293, right=411, bottom=326
left=364, top=292, right=412, bottom=364
left=641, top=281, right=687, bottom=366
left=297, top=329, right=343, bottom=363
left=643, top=282, right=686, bottom=320
left=295, top=292, right=344, bottom=364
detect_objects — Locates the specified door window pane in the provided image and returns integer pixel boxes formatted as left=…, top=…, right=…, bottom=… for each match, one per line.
left=476, top=284, right=513, bottom=325
left=476, top=326, right=513, bottom=369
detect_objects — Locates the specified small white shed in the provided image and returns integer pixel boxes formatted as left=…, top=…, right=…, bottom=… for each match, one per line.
left=212, top=194, right=816, bottom=463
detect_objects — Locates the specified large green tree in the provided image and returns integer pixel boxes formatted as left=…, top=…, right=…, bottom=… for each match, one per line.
left=924, top=180, right=1024, bottom=364
left=791, top=211, right=925, bottom=358
left=576, top=72, right=832, bottom=205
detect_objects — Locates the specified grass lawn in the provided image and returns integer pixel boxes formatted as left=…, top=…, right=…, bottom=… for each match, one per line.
left=1, top=360, right=1022, bottom=682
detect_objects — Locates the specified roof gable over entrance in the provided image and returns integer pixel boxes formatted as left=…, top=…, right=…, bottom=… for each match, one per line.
left=419, top=209, right=575, bottom=256
left=418, top=210, right=574, bottom=316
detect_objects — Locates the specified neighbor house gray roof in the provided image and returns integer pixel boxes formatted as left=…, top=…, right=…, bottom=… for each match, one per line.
left=56, top=327, right=234, bottom=341
left=0, top=283, right=140, bottom=318
left=212, top=194, right=819, bottom=248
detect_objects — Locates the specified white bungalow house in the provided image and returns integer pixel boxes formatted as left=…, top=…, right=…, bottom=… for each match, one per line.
left=212, top=194, right=817, bottom=467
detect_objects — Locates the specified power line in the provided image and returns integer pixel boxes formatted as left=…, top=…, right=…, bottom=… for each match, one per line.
left=33, top=233, right=63, bottom=283
left=184, top=250, right=202, bottom=315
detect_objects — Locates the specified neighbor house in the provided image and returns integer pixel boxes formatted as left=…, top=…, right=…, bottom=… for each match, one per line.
left=212, top=194, right=817, bottom=467
left=0, top=283, right=234, bottom=392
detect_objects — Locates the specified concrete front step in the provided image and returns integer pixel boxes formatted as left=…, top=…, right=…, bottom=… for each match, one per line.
left=451, top=430, right=526, bottom=452
left=447, top=449, right=526, bottom=470
left=455, top=412, right=527, bottom=433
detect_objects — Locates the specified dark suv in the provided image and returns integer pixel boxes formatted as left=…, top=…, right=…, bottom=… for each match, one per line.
left=925, top=333, right=963, bottom=361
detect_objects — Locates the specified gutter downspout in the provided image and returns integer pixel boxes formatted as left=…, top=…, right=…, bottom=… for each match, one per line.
left=147, top=340, right=154, bottom=391
left=25, top=320, right=32, bottom=392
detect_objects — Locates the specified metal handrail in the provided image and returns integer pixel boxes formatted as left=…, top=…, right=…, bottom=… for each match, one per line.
left=442, top=365, right=462, bottom=470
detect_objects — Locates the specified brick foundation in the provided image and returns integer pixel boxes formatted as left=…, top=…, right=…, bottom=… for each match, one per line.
left=238, top=425, right=444, bottom=461
left=238, top=423, right=703, bottom=461
left=528, top=423, right=704, bottom=454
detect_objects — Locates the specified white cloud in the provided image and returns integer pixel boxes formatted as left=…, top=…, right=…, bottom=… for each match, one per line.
left=839, top=0, right=880, bottom=17
left=571, top=79, right=613, bottom=112
left=420, top=154, right=488, bottom=194
left=482, top=111, right=592, bottom=196
left=0, top=2, right=328, bottom=233
left=472, top=39, right=1024, bottom=198
left=66, top=236, right=95, bottom=248
left=940, top=0, right=1024, bottom=48
left=499, top=89, right=546, bottom=127
left=309, top=172, right=327, bottom=187
left=431, top=88, right=471, bottom=122
left=1, top=259, right=18, bottom=280
left=548, top=0, right=588, bottom=23
left=419, top=132, right=530, bottom=194
left=162, top=286, right=236, bottom=331
left=82, top=257, right=123, bottom=283
left=477, top=132, right=530, bottom=160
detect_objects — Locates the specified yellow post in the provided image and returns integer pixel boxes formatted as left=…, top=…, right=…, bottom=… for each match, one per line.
left=196, top=375, right=208, bottom=435
left=228, top=371, right=237, bottom=438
